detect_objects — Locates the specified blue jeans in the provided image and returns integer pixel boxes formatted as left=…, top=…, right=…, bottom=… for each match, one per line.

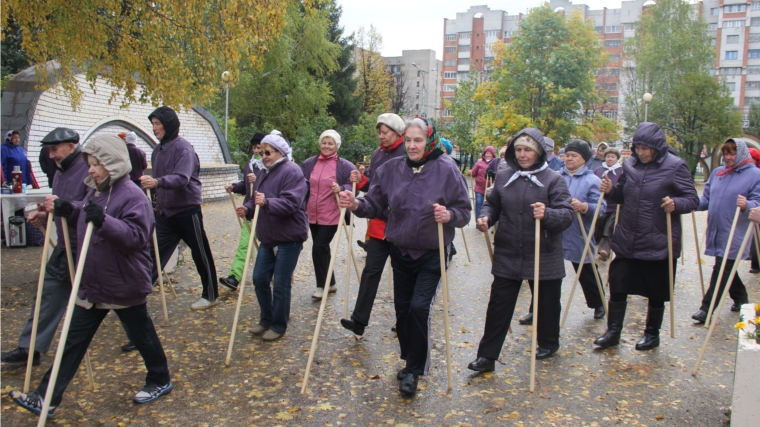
left=252, top=242, right=303, bottom=334
left=475, top=192, right=485, bottom=220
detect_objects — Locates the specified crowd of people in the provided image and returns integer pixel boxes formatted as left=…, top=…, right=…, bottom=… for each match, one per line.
left=2, top=109, right=758, bottom=419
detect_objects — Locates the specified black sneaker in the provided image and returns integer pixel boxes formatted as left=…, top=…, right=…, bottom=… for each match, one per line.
left=10, top=390, right=56, bottom=417
left=219, top=276, right=239, bottom=291
left=133, top=382, right=173, bottom=404
left=121, top=342, right=137, bottom=352
left=357, top=239, right=368, bottom=251
left=1, top=347, right=40, bottom=367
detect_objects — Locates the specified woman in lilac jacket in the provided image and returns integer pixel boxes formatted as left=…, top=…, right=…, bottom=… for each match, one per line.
left=11, top=134, right=171, bottom=417
left=339, top=117, right=471, bottom=396
left=690, top=138, right=760, bottom=323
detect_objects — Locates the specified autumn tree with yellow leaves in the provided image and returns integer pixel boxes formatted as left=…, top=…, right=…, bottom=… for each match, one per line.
left=353, top=25, right=392, bottom=113
left=1, top=0, right=307, bottom=109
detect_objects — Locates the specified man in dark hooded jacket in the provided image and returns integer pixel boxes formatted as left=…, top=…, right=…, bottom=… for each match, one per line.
left=139, top=107, right=219, bottom=310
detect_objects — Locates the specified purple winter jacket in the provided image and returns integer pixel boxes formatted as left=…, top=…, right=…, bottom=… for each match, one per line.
left=231, top=162, right=256, bottom=205
left=354, top=153, right=471, bottom=259
left=243, top=158, right=309, bottom=248
left=150, top=136, right=203, bottom=217
left=72, top=176, right=154, bottom=306
left=126, top=143, right=147, bottom=185
left=607, top=122, right=699, bottom=260
left=593, top=164, right=622, bottom=213
left=51, top=148, right=89, bottom=253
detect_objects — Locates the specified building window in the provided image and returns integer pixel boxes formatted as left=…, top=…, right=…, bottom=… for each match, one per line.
left=604, top=83, right=617, bottom=91
left=504, top=30, right=515, bottom=38
left=459, top=45, right=470, bottom=52
left=746, top=81, right=760, bottom=89
left=724, top=20, right=745, bottom=29
left=725, top=4, right=746, bottom=13
left=727, top=82, right=736, bottom=91
left=443, top=71, right=457, bottom=79
left=752, top=18, right=760, bottom=27
left=748, top=66, right=760, bottom=74
left=445, top=46, right=456, bottom=54
left=608, top=54, right=621, bottom=62
left=711, top=7, right=720, bottom=16
left=601, top=68, right=620, bottom=76
left=711, top=38, right=717, bottom=46
left=709, top=23, right=718, bottom=31
left=727, top=35, right=740, bottom=44
left=459, top=32, right=471, bottom=39
left=745, top=96, right=760, bottom=106
left=595, top=26, right=603, bottom=34
left=485, top=30, right=501, bottom=37
left=754, top=2, right=760, bottom=10
left=726, top=51, right=739, bottom=60
left=458, top=58, right=470, bottom=66
left=607, top=97, right=618, bottom=105
left=443, top=84, right=457, bottom=92
left=416, top=81, right=420, bottom=87
left=445, top=34, right=456, bottom=41
left=750, top=49, right=760, bottom=59
left=602, top=110, right=618, bottom=120
left=442, top=109, right=451, bottom=117
left=751, top=34, right=760, bottom=43
left=444, top=59, right=456, bottom=66
left=604, top=39, right=622, bottom=48
left=605, top=26, right=621, bottom=33
left=721, top=67, right=743, bottom=75
left=458, top=72, right=469, bottom=81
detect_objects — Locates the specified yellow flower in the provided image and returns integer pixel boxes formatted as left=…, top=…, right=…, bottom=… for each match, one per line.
left=755, top=303, right=760, bottom=312
left=735, top=321, right=747, bottom=330
left=755, top=316, right=760, bottom=325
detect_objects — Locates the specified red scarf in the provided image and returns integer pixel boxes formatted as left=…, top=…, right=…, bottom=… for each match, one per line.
left=381, top=135, right=404, bottom=153
left=717, top=159, right=753, bottom=176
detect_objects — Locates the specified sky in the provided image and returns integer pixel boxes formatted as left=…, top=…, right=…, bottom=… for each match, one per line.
left=339, top=0, right=623, bottom=59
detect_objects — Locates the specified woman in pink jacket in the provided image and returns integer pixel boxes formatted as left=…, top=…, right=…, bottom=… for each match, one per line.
left=470, top=146, right=496, bottom=218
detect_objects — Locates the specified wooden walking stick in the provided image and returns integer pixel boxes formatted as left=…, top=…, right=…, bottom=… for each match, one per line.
left=24, top=214, right=55, bottom=394
left=225, top=204, right=261, bottom=365
left=664, top=200, right=675, bottom=339
left=680, top=214, right=685, bottom=266
left=162, top=269, right=177, bottom=298
left=561, top=193, right=606, bottom=328
left=692, top=211, right=705, bottom=297
left=705, top=207, right=741, bottom=327
left=228, top=191, right=245, bottom=230
left=146, top=189, right=169, bottom=324
left=460, top=228, right=472, bottom=262
left=575, top=212, right=607, bottom=315
left=529, top=218, right=541, bottom=393
left=37, top=222, right=94, bottom=425
left=437, top=221, right=453, bottom=391
left=753, top=223, right=760, bottom=266
left=604, top=204, right=623, bottom=289
left=60, top=217, right=96, bottom=392
left=302, top=203, right=347, bottom=393
left=343, top=183, right=357, bottom=318
left=692, top=224, right=754, bottom=377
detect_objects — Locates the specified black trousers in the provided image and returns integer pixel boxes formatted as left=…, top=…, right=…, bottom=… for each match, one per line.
left=154, top=210, right=218, bottom=300
left=478, top=277, right=562, bottom=360
left=36, top=303, right=170, bottom=406
left=350, top=237, right=392, bottom=326
left=700, top=257, right=749, bottom=311
left=571, top=262, right=605, bottom=309
left=309, top=224, right=338, bottom=289
left=390, top=244, right=446, bottom=376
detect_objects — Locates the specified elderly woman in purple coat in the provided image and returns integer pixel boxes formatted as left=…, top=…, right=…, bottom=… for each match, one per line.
left=690, top=138, right=760, bottom=323
left=596, top=123, right=699, bottom=351
left=339, top=117, right=471, bottom=396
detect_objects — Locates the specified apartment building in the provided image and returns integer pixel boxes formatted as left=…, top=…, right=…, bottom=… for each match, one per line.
left=383, top=50, right=441, bottom=120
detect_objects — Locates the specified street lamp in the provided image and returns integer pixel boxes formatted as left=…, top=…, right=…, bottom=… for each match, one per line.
left=412, top=62, right=436, bottom=118
left=222, top=70, right=232, bottom=141
left=643, top=92, right=653, bottom=122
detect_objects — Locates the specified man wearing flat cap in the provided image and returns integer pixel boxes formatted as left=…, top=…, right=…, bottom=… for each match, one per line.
left=1, top=128, right=90, bottom=367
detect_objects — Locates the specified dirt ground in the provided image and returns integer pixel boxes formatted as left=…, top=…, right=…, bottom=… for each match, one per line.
left=0, top=184, right=751, bottom=426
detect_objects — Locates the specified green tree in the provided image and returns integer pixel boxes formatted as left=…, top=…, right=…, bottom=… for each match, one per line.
left=748, top=102, right=760, bottom=137
left=1, top=14, right=29, bottom=77
left=477, top=6, right=607, bottom=145
left=622, top=0, right=741, bottom=173
left=444, top=68, right=486, bottom=154
left=324, top=1, right=363, bottom=125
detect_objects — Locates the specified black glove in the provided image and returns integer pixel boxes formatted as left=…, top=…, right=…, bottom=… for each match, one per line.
left=83, top=201, right=105, bottom=228
left=485, top=169, right=496, bottom=180
left=53, top=199, right=74, bottom=218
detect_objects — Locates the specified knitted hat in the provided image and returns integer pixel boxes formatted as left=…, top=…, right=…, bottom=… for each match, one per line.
left=558, top=148, right=565, bottom=155
left=565, top=139, right=592, bottom=161
left=261, top=134, right=291, bottom=157
left=125, top=132, right=137, bottom=144
left=749, top=147, right=760, bottom=167
left=377, top=113, right=405, bottom=136
left=513, top=135, right=542, bottom=154
left=499, top=146, right=507, bottom=157
left=542, top=137, right=555, bottom=152
left=604, top=147, right=621, bottom=160
left=319, top=129, right=342, bottom=150
left=440, top=138, right=453, bottom=154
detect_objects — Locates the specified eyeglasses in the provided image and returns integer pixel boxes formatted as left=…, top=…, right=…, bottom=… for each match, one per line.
left=262, top=150, right=279, bottom=156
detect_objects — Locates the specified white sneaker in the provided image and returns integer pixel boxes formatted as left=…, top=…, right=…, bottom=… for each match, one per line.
left=190, top=298, right=218, bottom=310
left=312, top=288, right=324, bottom=299
left=328, top=284, right=337, bottom=293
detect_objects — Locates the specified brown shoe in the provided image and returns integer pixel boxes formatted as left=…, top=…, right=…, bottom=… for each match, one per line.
left=261, top=330, right=283, bottom=341
left=248, top=325, right=268, bottom=335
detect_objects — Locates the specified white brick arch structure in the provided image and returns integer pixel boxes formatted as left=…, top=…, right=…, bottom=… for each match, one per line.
left=2, top=64, right=238, bottom=202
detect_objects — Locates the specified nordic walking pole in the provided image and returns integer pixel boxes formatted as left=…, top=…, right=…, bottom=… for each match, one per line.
left=24, top=213, right=54, bottom=394
left=604, top=205, right=623, bottom=289
left=228, top=191, right=245, bottom=230
left=561, top=193, right=606, bottom=328
left=529, top=218, right=541, bottom=393
left=37, top=223, right=94, bottom=426
left=460, top=228, right=471, bottom=262
left=60, top=217, right=95, bottom=392
left=664, top=199, right=675, bottom=339
left=302, top=204, right=346, bottom=393
left=680, top=214, right=685, bottom=266
left=146, top=189, right=169, bottom=324
left=575, top=212, right=607, bottom=315
left=225, top=204, right=261, bottom=366
left=343, top=182, right=357, bottom=318
left=692, top=212, right=705, bottom=297
left=692, top=224, right=754, bottom=376
left=753, top=224, right=760, bottom=267
left=162, top=269, right=177, bottom=299
left=705, top=207, right=741, bottom=327
left=483, top=227, right=494, bottom=263
left=437, top=221, right=453, bottom=391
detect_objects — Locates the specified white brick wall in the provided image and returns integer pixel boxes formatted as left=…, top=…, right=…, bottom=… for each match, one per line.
left=27, top=75, right=226, bottom=188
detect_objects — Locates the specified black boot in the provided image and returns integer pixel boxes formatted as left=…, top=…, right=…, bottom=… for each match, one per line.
left=594, top=301, right=627, bottom=348
left=635, top=305, right=664, bottom=351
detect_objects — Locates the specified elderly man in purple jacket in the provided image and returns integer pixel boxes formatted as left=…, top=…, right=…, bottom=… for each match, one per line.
left=139, top=107, right=219, bottom=310
left=11, top=134, right=171, bottom=417
left=339, top=117, right=471, bottom=396
left=1, top=128, right=89, bottom=368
